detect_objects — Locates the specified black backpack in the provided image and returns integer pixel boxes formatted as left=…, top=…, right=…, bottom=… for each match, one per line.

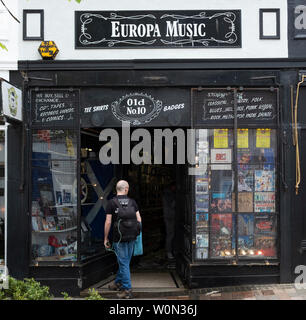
left=113, top=197, right=140, bottom=242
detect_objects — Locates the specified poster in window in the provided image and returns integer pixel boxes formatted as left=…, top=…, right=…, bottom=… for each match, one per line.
left=254, top=235, right=276, bottom=257
left=255, top=170, right=275, bottom=191
left=254, top=192, right=275, bottom=212
left=213, top=129, right=228, bottom=148
left=196, top=213, right=209, bottom=232
left=196, top=248, right=208, bottom=259
left=211, top=149, right=232, bottom=164
left=238, top=192, right=253, bottom=212
left=238, top=235, right=254, bottom=252
left=238, top=214, right=254, bottom=236
left=254, top=214, right=277, bottom=236
left=195, top=178, right=209, bottom=194
left=210, top=170, right=233, bottom=192
left=210, top=213, right=233, bottom=257
left=237, top=149, right=252, bottom=170
left=253, top=148, right=275, bottom=170
left=211, top=214, right=232, bottom=236
left=210, top=192, right=232, bottom=212
left=195, top=194, right=209, bottom=212
left=238, top=169, right=254, bottom=192
left=237, top=129, right=249, bottom=148
left=256, top=129, right=271, bottom=148
left=196, top=233, right=209, bottom=248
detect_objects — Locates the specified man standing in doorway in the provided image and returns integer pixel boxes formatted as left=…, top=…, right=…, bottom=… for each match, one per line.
left=162, top=181, right=176, bottom=260
left=104, top=180, right=142, bottom=299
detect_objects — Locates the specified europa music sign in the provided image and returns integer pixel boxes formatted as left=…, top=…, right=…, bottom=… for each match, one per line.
left=75, top=10, right=241, bottom=49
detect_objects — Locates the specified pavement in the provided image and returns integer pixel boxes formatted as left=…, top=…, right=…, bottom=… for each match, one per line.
left=161, top=283, right=306, bottom=300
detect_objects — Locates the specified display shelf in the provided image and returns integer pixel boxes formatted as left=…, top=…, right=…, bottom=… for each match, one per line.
left=49, top=204, right=77, bottom=208
left=32, top=226, right=77, bottom=233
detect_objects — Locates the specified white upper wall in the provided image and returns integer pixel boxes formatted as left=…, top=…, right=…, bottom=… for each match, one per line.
left=18, top=0, right=288, bottom=61
left=0, top=0, right=19, bottom=80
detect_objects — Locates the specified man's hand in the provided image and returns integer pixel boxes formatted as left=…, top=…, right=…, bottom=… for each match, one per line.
left=104, top=239, right=111, bottom=249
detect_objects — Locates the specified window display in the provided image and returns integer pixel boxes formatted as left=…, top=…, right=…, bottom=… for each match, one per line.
left=194, top=128, right=277, bottom=261
left=31, top=130, right=78, bottom=262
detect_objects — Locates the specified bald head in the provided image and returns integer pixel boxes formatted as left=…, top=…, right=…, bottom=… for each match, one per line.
left=116, top=180, right=129, bottom=195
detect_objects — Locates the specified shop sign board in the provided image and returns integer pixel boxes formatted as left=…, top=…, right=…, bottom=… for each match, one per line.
left=31, top=89, right=79, bottom=127
left=193, top=89, right=277, bottom=126
left=75, top=10, right=241, bottom=49
left=0, top=79, right=22, bottom=122
left=81, top=88, right=190, bottom=127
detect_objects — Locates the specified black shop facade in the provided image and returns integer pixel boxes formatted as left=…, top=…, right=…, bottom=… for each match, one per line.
left=6, top=9, right=306, bottom=296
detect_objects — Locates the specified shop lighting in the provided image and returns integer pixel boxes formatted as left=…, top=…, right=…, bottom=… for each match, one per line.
left=100, top=196, right=104, bottom=200
left=224, top=250, right=231, bottom=256
left=257, top=250, right=263, bottom=255
left=249, top=250, right=255, bottom=255
left=241, top=250, right=246, bottom=255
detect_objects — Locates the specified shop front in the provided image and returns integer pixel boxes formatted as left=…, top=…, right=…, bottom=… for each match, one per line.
left=6, top=64, right=297, bottom=295
left=6, top=0, right=306, bottom=295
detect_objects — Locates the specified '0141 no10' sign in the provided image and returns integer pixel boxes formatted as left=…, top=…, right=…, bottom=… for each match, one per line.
left=111, top=93, right=163, bottom=125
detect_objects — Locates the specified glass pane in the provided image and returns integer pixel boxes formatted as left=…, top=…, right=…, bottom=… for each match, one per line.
left=210, top=213, right=234, bottom=258
left=238, top=214, right=255, bottom=257
left=31, top=160, right=77, bottom=262
left=194, top=127, right=278, bottom=261
left=254, top=213, right=277, bottom=257
left=32, top=130, right=77, bottom=161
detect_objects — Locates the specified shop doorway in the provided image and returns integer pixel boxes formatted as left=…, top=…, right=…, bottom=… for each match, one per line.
left=80, top=127, right=188, bottom=287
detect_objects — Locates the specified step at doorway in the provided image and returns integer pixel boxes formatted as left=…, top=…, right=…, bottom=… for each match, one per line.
left=82, top=270, right=188, bottom=299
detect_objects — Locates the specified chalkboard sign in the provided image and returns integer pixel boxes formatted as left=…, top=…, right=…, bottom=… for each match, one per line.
left=31, top=90, right=79, bottom=126
left=193, top=89, right=277, bottom=125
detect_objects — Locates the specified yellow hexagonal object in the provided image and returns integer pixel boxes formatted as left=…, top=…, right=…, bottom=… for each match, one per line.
left=38, top=41, right=59, bottom=60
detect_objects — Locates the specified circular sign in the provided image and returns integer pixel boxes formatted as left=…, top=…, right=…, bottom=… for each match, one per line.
left=111, top=93, right=163, bottom=125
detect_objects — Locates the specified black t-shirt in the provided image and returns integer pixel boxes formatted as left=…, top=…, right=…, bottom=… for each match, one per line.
left=106, top=195, right=139, bottom=242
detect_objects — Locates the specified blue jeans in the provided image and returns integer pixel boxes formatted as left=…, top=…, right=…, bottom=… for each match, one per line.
left=113, top=241, right=135, bottom=290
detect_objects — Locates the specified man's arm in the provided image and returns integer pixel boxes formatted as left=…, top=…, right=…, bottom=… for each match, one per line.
left=136, top=211, right=142, bottom=223
left=104, top=214, right=112, bottom=248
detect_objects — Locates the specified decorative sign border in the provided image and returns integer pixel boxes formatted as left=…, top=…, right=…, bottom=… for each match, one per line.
left=75, top=10, right=241, bottom=49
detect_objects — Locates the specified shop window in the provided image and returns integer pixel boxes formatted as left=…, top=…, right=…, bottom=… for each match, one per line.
left=31, top=130, right=78, bottom=262
left=194, top=128, right=278, bottom=261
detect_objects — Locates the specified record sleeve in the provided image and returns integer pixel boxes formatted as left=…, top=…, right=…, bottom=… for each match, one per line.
left=238, top=214, right=254, bottom=236
left=210, top=192, right=232, bottom=212
left=196, top=233, right=209, bottom=248
left=210, top=237, right=233, bottom=258
left=195, top=178, right=209, bottom=194
left=211, top=213, right=232, bottom=235
left=238, top=192, right=253, bottom=212
left=254, top=214, right=277, bottom=235
left=238, top=169, right=254, bottom=192
left=238, top=235, right=254, bottom=250
left=254, top=192, right=275, bottom=212
left=254, top=235, right=277, bottom=257
left=195, top=194, right=209, bottom=212
left=196, top=248, right=208, bottom=259
left=237, top=149, right=252, bottom=170
left=255, top=170, right=275, bottom=192
left=196, top=213, right=209, bottom=231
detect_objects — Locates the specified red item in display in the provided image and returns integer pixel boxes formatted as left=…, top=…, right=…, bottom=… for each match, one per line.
left=48, top=235, right=61, bottom=248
